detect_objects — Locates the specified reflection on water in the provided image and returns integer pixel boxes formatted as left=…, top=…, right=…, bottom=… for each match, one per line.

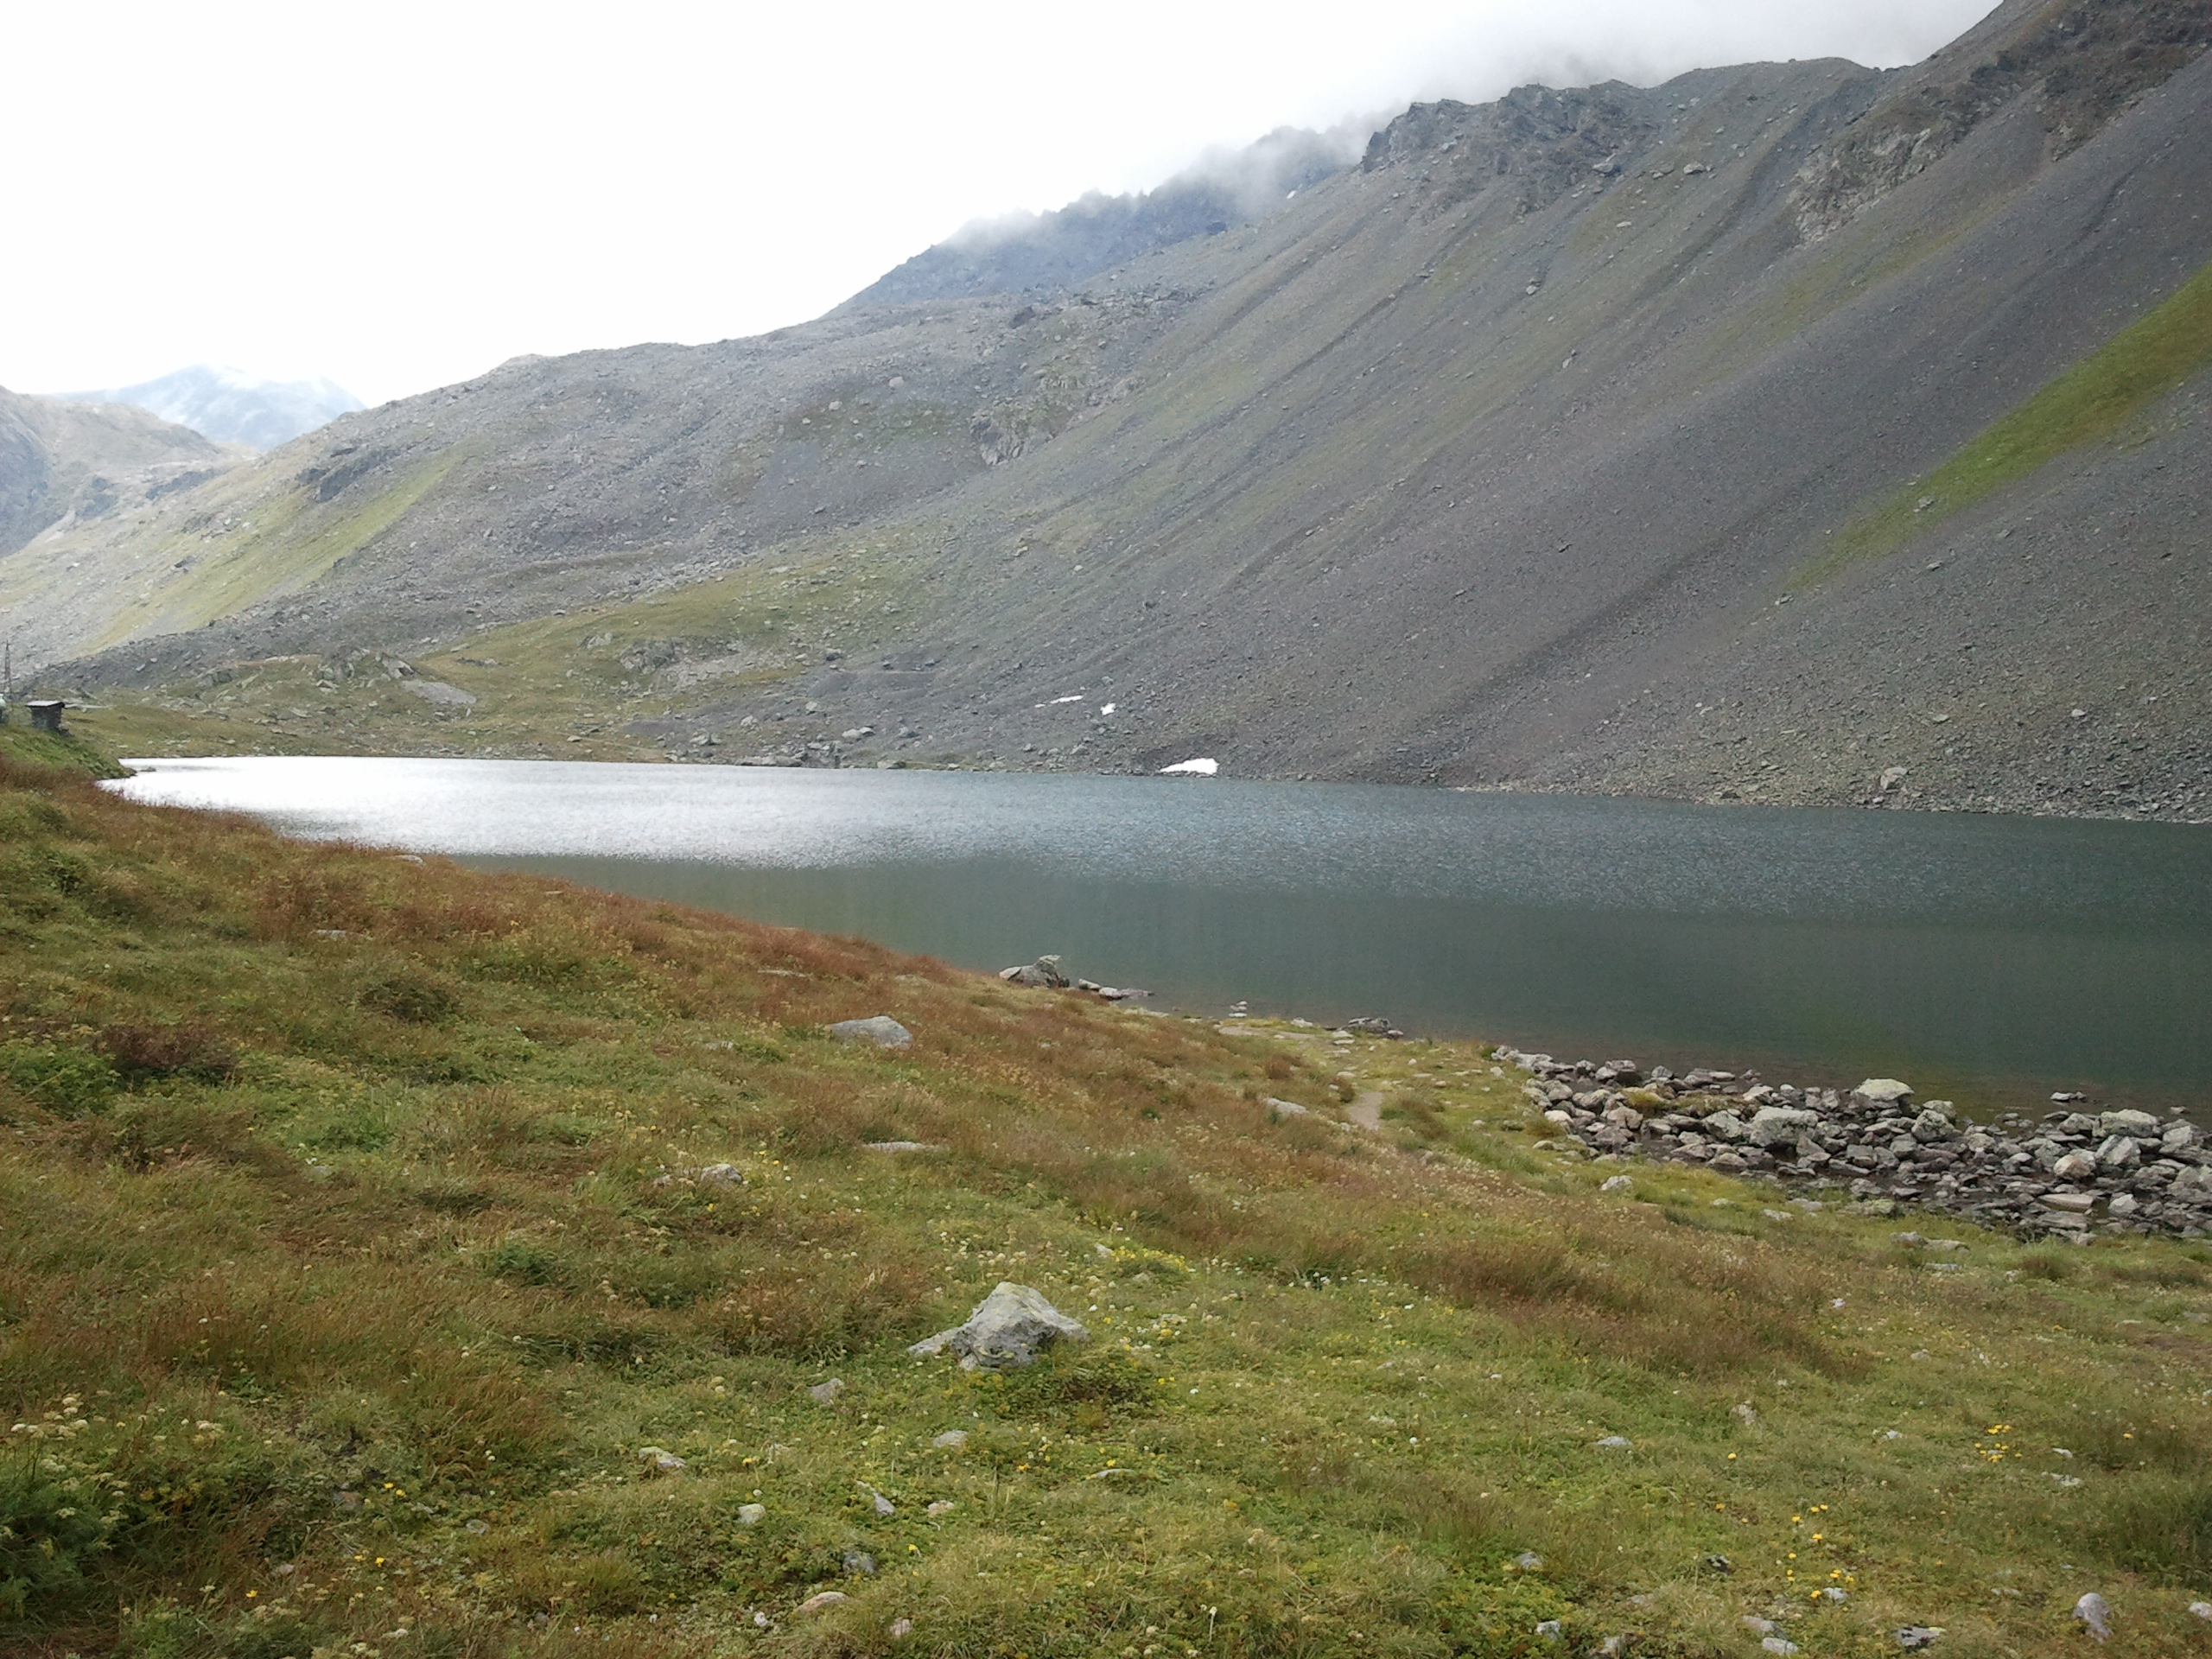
left=111, top=757, right=2212, bottom=1107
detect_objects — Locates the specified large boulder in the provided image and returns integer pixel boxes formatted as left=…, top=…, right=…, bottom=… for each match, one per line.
left=1746, top=1107, right=1820, bottom=1148
left=908, top=1282, right=1088, bottom=1371
left=826, top=1015, right=913, bottom=1047
left=999, top=956, right=1070, bottom=988
left=1849, top=1079, right=1915, bottom=1110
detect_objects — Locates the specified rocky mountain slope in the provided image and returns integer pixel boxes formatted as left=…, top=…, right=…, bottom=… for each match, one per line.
left=0, top=385, right=240, bottom=558
left=14, top=0, right=2212, bottom=820
left=60, top=364, right=363, bottom=449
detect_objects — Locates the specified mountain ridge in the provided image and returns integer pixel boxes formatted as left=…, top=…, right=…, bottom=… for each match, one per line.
left=0, top=385, right=239, bottom=560
left=836, top=125, right=1356, bottom=313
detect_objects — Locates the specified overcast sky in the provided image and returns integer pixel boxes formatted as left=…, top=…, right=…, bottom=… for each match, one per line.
left=4, top=1, right=1994, bottom=406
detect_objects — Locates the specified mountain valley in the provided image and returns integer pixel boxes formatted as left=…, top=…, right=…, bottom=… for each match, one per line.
left=6, top=0, right=2210, bottom=820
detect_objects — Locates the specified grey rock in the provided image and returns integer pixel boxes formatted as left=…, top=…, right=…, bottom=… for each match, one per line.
left=999, top=956, right=1070, bottom=988
left=2099, top=1109, right=2159, bottom=1138
left=2074, top=1592, right=2111, bottom=1641
left=2095, top=1135, right=2141, bottom=1170
left=796, top=1591, right=850, bottom=1615
left=908, top=1281, right=1088, bottom=1370
left=1851, top=1079, right=1916, bottom=1110
left=398, top=678, right=478, bottom=707
left=1748, top=1106, right=1819, bottom=1147
left=1599, top=1173, right=1634, bottom=1192
left=1593, top=1434, right=1633, bottom=1450
left=2052, top=1150, right=2099, bottom=1181
left=844, top=1548, right=878, bottom=1573
left=1910, top=1109, right=1961, bottom=1143
left=1514, top=1551, right=1545, bottom=1570
left=1896, top=1628, right=1943, bottom=1649
left=1703, top=1109, right=1749, bottom=1141
left=931, top=1429, right=969, bottom=1449
left=636, top=1446, right=686, bottom=1475
left=1535, top=1620, right=1564, bottom=1640
left=809, top=1378, right=845, bottom=1403
left=1763, top=1638, right=1800, bottom=1656
left=2042, top=1192, right=2098, bottom=1214
left=826, top=1015, right=913, bottom=1047
left=737, top=1503, right=766, bottom=1526
left=1266, top=1096, right=1310, bottom=1116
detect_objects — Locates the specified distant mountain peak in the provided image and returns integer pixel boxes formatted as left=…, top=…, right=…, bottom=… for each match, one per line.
left=58, top=365, right=363, bottom=451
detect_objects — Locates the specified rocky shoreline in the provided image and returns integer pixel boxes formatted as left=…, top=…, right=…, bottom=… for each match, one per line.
left=1494, top=1048, right=2211, bottom=1242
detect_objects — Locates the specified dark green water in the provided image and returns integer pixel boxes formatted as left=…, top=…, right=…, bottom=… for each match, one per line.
left=111, top=758, right=2212, bottom=1109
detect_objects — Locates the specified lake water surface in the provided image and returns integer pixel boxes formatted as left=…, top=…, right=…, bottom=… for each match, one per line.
left=110, top=757, right=2211, bottom=1109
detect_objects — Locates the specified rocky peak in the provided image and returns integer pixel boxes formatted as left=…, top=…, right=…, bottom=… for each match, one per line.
left=1360, top=82, right=1658, bottom=215
left=1790, top=0, right=2212, bottom=240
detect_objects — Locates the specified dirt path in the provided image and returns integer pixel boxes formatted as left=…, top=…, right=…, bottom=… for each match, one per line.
left=1346, top=1089, right=1386, bottom=1131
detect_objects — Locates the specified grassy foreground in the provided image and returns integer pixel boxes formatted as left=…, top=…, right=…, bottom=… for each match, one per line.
left=1, top=750, right=2209, bottom=1659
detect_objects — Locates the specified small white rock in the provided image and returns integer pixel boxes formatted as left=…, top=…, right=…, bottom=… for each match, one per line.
left=2074, top=1592, right=2111, bottom=1641
left=738, top=1503, right=766, bottom=1526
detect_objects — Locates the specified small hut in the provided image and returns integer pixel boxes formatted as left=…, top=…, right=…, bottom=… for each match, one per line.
left=27, top=700, right=67, bottom=734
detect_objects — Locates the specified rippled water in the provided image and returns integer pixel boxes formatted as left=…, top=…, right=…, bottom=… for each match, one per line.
left=111, top=757, right=2212, bottom=1107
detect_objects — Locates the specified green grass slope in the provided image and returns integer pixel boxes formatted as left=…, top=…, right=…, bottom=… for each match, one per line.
left=2, top=758, right=2209, bottom=1656
left=1802, top=253, right=2212, bottom=585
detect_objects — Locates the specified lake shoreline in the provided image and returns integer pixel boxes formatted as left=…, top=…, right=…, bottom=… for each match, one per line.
left=109, top=753, right=2212, bottom=1113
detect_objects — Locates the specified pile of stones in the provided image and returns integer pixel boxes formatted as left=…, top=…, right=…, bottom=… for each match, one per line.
left=1494, top=1048, right=2210, bottom=1241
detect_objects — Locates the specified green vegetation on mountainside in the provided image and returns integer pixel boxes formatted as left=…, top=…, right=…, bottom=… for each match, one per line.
left=1800, top=254, right=2212, bottom=586
left=74, top=532, right=950, bottom=764
left=1, top=752, right=2209, bottom=1656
